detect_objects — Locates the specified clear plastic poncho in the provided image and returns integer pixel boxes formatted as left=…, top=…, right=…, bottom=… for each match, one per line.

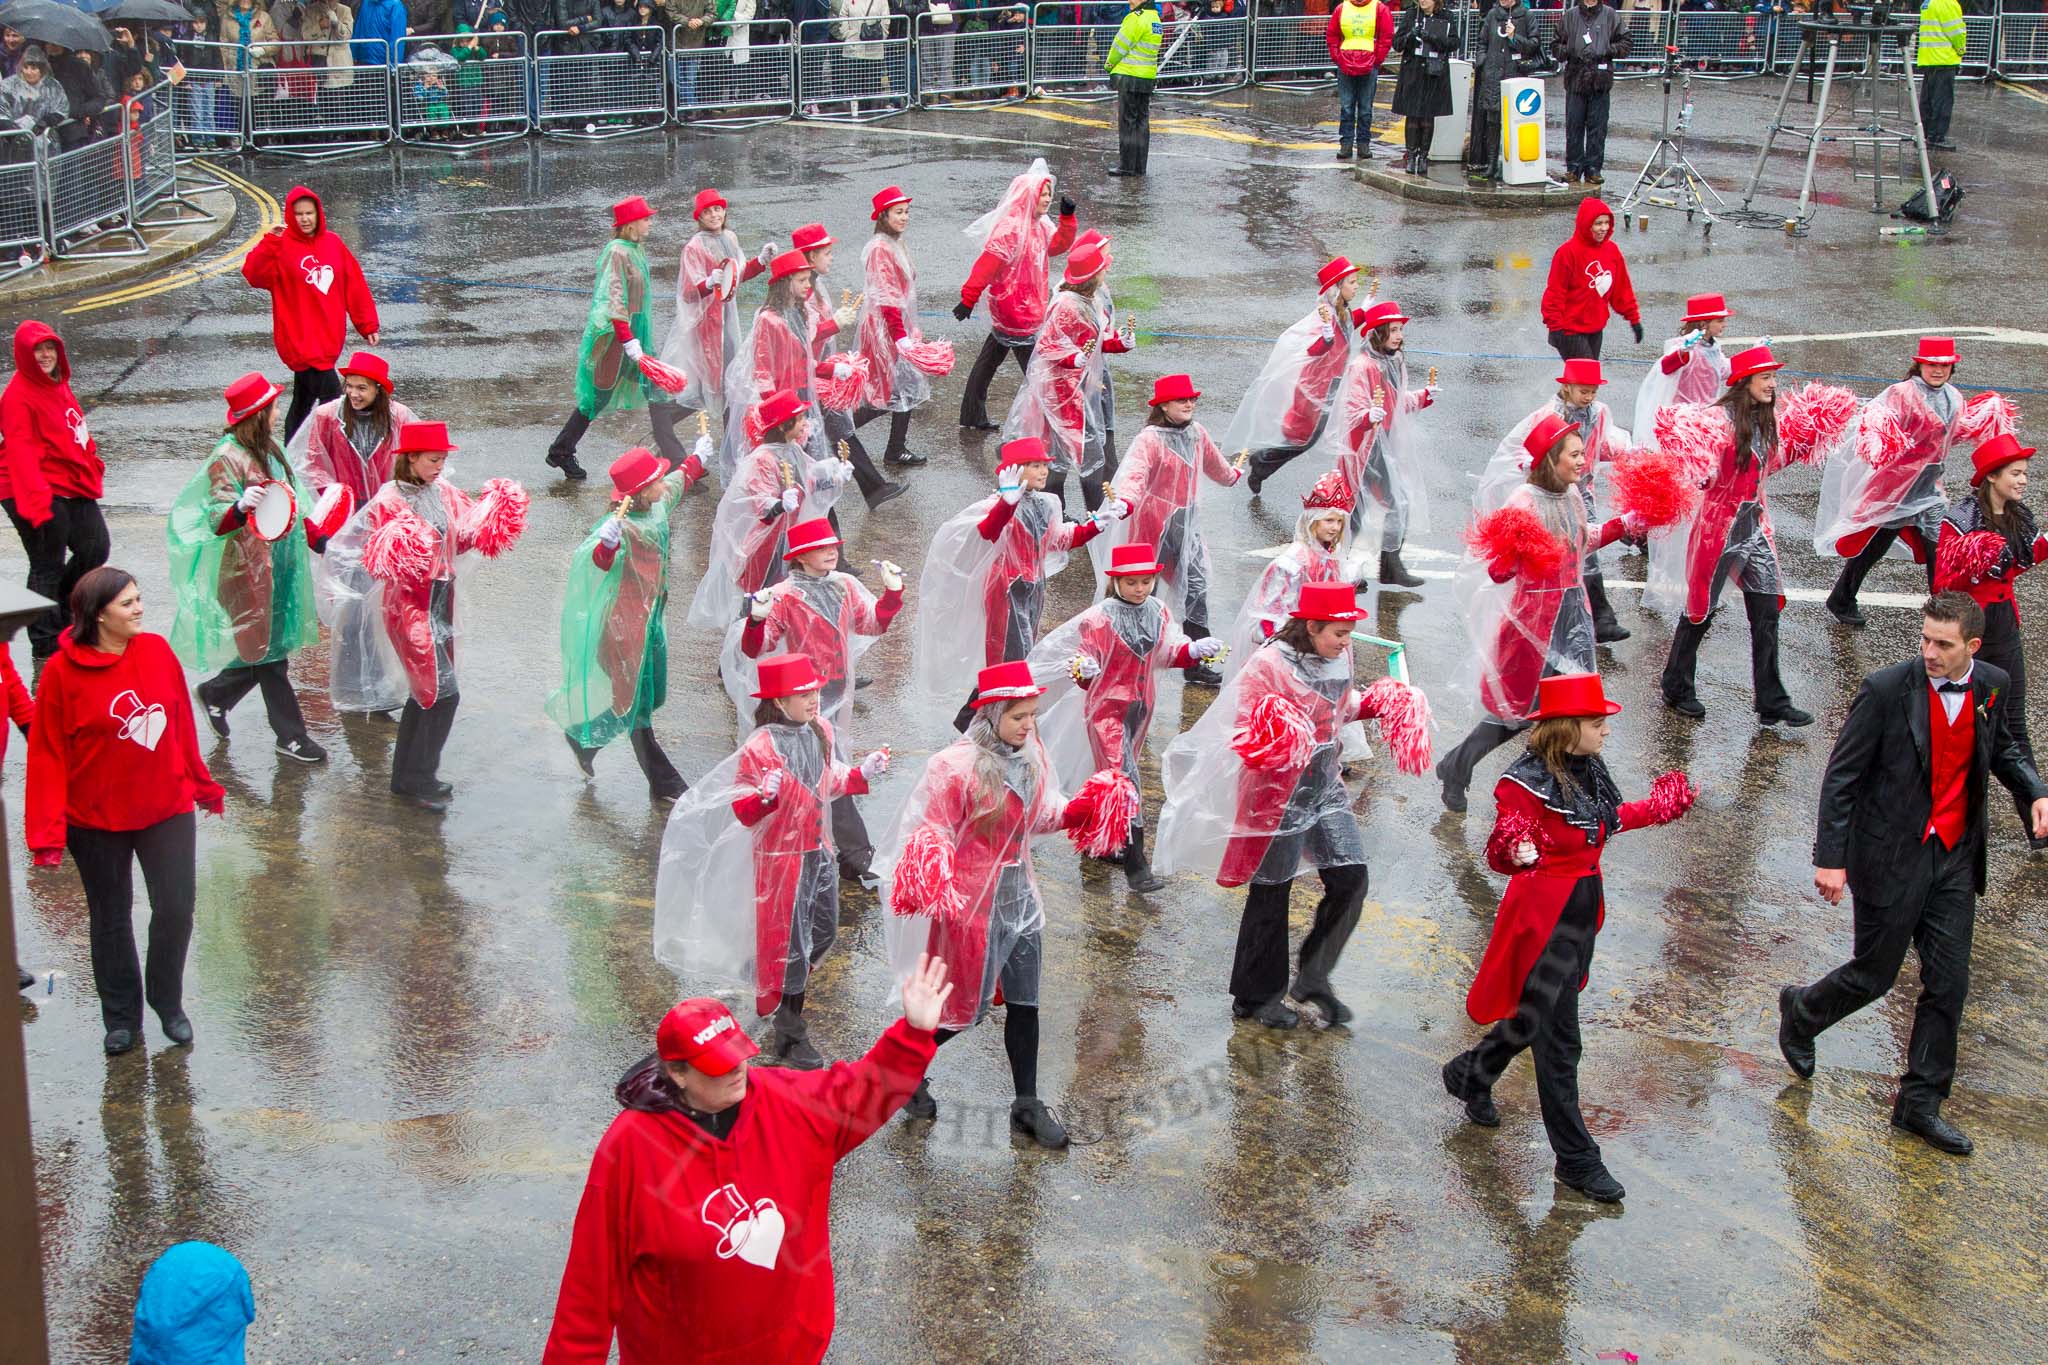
left=653, top=719, right=860, bottom=1018
left=317, top=475, right=481, bottom=710
left=716, top=568, right=889, bottom=751
left=167, top=433, right=321, bottom=673
left=286, top=396, right=416, bottom=507
left=1155, top=639, right=1367, bottom=888
left=857, top=232, right=932, bottom=413
left=1027, top=593, right=1189, bottom=798
left=963, top=157, right=1059, bottom=340
left=686, top=440, right=841, bottom=630
left=573, top=236, right=659, bottom=421
left=1632, top=334, right=1729, bottom=438
left=1088, top=420, right=1237, bottom=629
left=1001, top=288, right=1107, bottom=480
left=1316, top=341, right=1433, bottom=569
left=544, top=489, right=677, bottom=750
left=718, top=302, right=835, bottom=483
left=1811, top=378, right=1967, bottom=559
left=1219, top=283, right=1362, bottom=461
left=658, top=227, right=748, bottom=414
left=1644, top=407, right=1782, bottom=623
left=1220, top=510, right=1346, bottom=684
left=911, top=489, right=1081, bottom=699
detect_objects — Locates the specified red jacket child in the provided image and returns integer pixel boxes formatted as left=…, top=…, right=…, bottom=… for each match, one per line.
left=0, top=649, right=32, bottom=768
left=1540, top=198, right=1640, bottom=340
left=240, top=185, right=380, bottom=373
left=26, top=629, right=223, bottom=860
left=0, top=320, right=105, bottom=527
left=1324, top=0, right=1394, bottom=75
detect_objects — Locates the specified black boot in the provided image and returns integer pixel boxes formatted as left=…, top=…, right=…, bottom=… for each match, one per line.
left=1338, top=140, right=1352, bottom=159
left=1825, top=556, right=1872, bottom=627
left=1123, top=823, right=1165, bottom=893
left=1010, top=1096, right=1070, bottom=1149
left=1586, top=573, right=1630, bottom=643
left=1746, top=591, right=1811, bottom=727
left=1379, top=549, right=1426, bottom=589
left=770, top=995, right=823, bottom=1070
left=902, top=1077, right=937, bottom=1121
left=1434, top=719, right=1517, bottom=814
left=1661, top=614, right=1710, bottom=718
left=565, top=731, right=597, bottom=778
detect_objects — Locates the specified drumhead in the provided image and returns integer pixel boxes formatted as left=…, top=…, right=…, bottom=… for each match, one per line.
left=251, top=481, right=295, bottom=541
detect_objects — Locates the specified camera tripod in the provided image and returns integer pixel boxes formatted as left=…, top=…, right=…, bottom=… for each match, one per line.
left=1618, top=45, right=1725, bottom=235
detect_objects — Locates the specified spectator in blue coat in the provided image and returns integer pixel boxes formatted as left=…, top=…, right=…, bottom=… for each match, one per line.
left=352, top=0, right=409, bottom=65
left=128, top=1241, right=255, bottom=1365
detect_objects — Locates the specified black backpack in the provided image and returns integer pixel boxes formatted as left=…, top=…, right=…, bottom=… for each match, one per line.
left=1898, top=169, right=1963, bottom=223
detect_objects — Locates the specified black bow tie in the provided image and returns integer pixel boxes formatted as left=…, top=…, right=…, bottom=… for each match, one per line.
left=1937, top=680, right=1971, bottom=694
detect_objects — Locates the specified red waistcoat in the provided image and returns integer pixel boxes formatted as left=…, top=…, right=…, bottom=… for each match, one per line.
left=1926, top=685, right=1973, bottom=849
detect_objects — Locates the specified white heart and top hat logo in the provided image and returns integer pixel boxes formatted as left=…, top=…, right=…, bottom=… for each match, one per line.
left=700, top=1183, right=786, bottom=1271
left=1585, top=261, right=1612, bottom=298
left=301, top=255, right=335, bottom=295
left=65, top=407, right=90, bottom=450
left=108, top=689, right=167, bottom=751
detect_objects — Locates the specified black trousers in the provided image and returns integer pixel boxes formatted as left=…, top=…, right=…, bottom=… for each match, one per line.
left=69, top=811, right=196, bottom=1035
left=822, top=406, right=890, bottom=500
left=1828, top=525, right=1938, bottom=610
left=1978, top=601, right=2036, bottom=832
left=1563, top=87, right=1611, bottom=176
left=832, top=791, right=873, bottom=878
left=549, top=387, right=689, bottom=467
left=1229, top=862, right=1369, bottom=1009
left=853, top=404, right=914, bottom=459
left=1449, top=875, right=1603, bottom=1177
left=284, top=367, right=343, bottom=444
left=1042, top=467, right=1105, bottom=514
left=1115, top=77, right=1153, bottom=174
left=198, top=659, right=308, bottom=744
left=1919, top=65, right=1956, bottom=142
left=958, top=333, right=1033, bottom=428
left=1437, top=717, right=1524, bottom=796
left=3, top=494, right=111, bottom=658
left=393, top=693, right=459, bottom=791
left=1547, top=328, right=1603, bottom=364
left=1660, top=591, right=1792, bottom=715
left=1467, top=94, right=1502, bottom=174
left=1792, top=838, right=1974, bottom=1115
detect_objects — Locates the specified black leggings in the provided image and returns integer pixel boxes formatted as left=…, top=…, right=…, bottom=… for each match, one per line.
left=393, top=693, right=459, bottom=791
left=285, top=367, right=343, bottom=444
left=4, top=495, right=111, bottom=659
left=957, top=332, right=1033, bottom=428
left=69, top=811, right=197, bottom=1035
left=1230, top=862, right=1369, bottom=1009
left=853, top=404, right=914, bottom=459
left=1547, top=329, right=1603, bottom=364
left=932, top=1002, right=1041, bottom=1098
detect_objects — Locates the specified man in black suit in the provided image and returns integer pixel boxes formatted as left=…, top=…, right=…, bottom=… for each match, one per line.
left=1778, top=592, right=2048, bottom=1155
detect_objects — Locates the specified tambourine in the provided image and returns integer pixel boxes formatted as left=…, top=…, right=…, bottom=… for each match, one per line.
left=249, top=480, right=297, bottom=542
left=715, top=257, right=740, bottom=300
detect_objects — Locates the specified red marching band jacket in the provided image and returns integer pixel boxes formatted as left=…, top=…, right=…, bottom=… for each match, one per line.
left=1219, top=646, right=1364, bottom=887
left=740, top=578, right=903, bottom=699
left=975, top=493, right=1100, bottom=664
left=1933, top=497, right=2046, bottom=619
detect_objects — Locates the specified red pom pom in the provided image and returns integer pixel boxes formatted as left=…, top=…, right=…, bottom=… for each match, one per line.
left=902, top=338, right=956, bottom=377
left=1488, top=807, right=1543, bottom=870
left=1644, top=770, right=1697, bottom=825
left=817, top=355, right=871, bottom=411
left=1854, top=407, right=1912, bottom=471
left=634, top=353, right=689, bottom=396
left=1065, top=769, right=1140, bottom=858
left=363, top=508, right=437, bottom=583
left=1610, top=448, right=1700, bottom=529
left=471, top=478, right=530, bottom=558
left=1652, top=403, right=1731, bottom=481
left=1232, top=693, right=1314, bottom=772
left=1938, top=528, right=2007, bottom=587
left=1774, top=382, right=1859, bottom=471
left=1955, top=391, right=2017, bottom=446
left=1357, top=675, right=1434, bottom=776
left=1466, top=505, right=1568, bottom=579
left=890, top=824, right=968, bottom=926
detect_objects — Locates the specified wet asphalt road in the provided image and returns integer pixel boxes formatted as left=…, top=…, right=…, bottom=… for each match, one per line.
left=12, top=76, right=2048, bottom=1362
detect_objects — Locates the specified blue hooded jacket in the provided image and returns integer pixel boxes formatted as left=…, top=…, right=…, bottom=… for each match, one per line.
left=128, top=1242, right=254, bottom=1365
left=353, top=0, right=410, bottom=65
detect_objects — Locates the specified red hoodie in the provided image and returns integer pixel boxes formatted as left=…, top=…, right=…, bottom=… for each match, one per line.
left=1540, top=198, right=1640, bottom=336
left=1324, top=0, right=1394, bottom=76
left=541, top=1019, right=935, bottom=1365
left=0, top=649, right=32, bottom=769
left=0, top=320, right=105, bottom=526
left=240, top=186, right=379, bottom=373
left=26, top=628, right=223, bottom=856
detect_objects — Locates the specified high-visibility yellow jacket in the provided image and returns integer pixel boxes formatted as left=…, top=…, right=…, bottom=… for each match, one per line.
left=1916, top=0, right=1966, bottom=68
left=1106, top=3, right=1162, bottom=80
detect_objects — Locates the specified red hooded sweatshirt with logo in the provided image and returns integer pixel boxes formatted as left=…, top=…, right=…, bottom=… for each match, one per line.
left=1540, top=198, right=1640, bottom=336
left=240, top=185, right=379, bottom=373
left=541, top=1018, right=935, bottom=1365
left=26, top=628, right=223, bottom=856
left=0, top=320, right=105, bottom=527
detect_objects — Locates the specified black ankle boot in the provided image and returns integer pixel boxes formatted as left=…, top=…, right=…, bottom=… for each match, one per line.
left=1586, top=575, right=1630, bottom=643
left=1379, top=550, right=1425, bottom=589
left=1123, top=824, right=1165, bottom=893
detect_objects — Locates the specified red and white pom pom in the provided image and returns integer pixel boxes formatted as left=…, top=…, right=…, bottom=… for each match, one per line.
left=307, top=482, right=356, bottom=541
left=1954, top=391, right=2018, bottom=445
left=1644, top=770, right=1697, bottom=825
left=1854, top=407, right=1911, bottom=471
left=634, top=353, right=689, bottom=396
left=1938, top=528, right=2007, bottom=586
left=1466, top=505, right=1568, bottom=579
left=1652, top=403, right=1730, bottom=480
left=902, top=337, right=956, bottom=377
left=1488, top=807, right=1543, bottom=870
left=816, top=355, right=871, bottom=411
left=1774, top=382, right=1859, bottom=469
left=1065, top=769, right=1140, bottom=858
left=1610, top=448, right=1700, bottom=529
left=1357, top=675, right=1434, bottom=776
left=471, top=477, right=530, bottom=558
left=363, top=509, right=437, bottom=583
left=890, top=824, right=968, bottom=925
left=1232, top=692, right=1314, bottom=772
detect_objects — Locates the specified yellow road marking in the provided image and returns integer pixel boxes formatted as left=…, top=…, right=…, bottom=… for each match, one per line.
left=61, top=160, right=281, bottom=315
left=1996, top=78, right=2048, bottom=106
left=991, top=100, right=1340, bottom=152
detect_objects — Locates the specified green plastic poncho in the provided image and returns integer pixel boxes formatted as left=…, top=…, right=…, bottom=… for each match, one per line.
left=167, top=433, right=321, bottom=673
left=545, top=489, right=676, bottom=749
left=574, top=236, right=659, bottom=421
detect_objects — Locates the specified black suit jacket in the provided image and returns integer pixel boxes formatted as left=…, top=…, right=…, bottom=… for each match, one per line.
left=1812, top=659, right=2048, bottom=905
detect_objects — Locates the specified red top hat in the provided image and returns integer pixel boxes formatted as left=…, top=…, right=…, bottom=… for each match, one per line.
left=1555, top=357, right=1605, bottom=388
left=753, top=388, right=807, bottom=434
left=612, top=195, right=656, bottom=229
left=997, top=437, right=1049, bottom=469
left=692, top=187, right=727, bottom=218
left=1149, top=373, right=1200, bottom=406
left=656, top=998, right=759, bottom=1074
left=395, top=420, right=458, bottom=454
left=769, top=249, right=811, bottom=282
left=222, top=372, right=280, bottom=427
left=1290, top=581, right=1367, bottom=621
left=1316, top=256, right=1363, bottom=292
left=340, top=350, right=393, bottom=393
left=609, top=447, right=669, bottom=499
left=1358, top=300, right=1408, bottom=331
left=782, top=517, right=844, bottom=560
left=1914, top=336, right=1959, bottom=367
left=870, top=185, right=912, bottom=219
left=791, top=223, right=834, bottom=254
left=1063, top=241, right=1111, bottom=285
left=1523, top=412, right=1579, bottom=463
left=1303, top=470, right=1355, bottom=512
left=1682, top=292, right=1731, bottom=322
left=1104, top=542, right=1162, bottom=576
left=751, top=652, right=825, bottom=699
left=971, top=659, right=1046, bottom=707
left=1725, top=345, right=1783, bottom=387
left=1532, top=672, right=1622, bottom=720
left=1970, top=432, right=2036, bottom=486
left=1072, top=228, right=1110, bottom=253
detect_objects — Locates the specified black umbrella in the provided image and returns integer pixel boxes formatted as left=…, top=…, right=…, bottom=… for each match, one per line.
left=102, top=0, right=195, bottom=22
left=0, top=0, right=116, bottom=51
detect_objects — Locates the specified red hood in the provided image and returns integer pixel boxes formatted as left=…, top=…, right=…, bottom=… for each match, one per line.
left=12, top=319, right=69, bottom=388
left=56, top=626, right=126, bottom=669
left=1574, top=197, right=1615, bottom=246
left=284, top=184, right=327, bottom=243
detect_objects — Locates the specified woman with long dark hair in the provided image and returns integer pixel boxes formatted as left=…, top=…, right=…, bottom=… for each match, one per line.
left=285, top=350, right=414, bottom=507
left=719, top=251, right=852, bottom=489
left=27, top=567, right=224, bottom=1055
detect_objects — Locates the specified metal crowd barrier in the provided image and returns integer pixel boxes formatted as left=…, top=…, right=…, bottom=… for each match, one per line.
left=796, top=16, right=911, bottom=122
left=535, top=26, right=670, bottom=138
left=2001, top=12, right=2048, bottom=80
left=397, top=32, right=531, bottom=146
left=1672, top=11, right=1774, bottom=79
left=914, top=12, right=1031, bottom=107
left=1249, top=8, right=1333, bottom=89
left=675, top=19, right=796, bottom=126
left=1876, top=14, right=1997, bottom=80
left=1029, top=6, right=1118, bottom=100
left=170, top=39, right=248, bottom=154
left=42, top=120, right=147, bottom=259
left=248, top=38, right=394, bottom=157
left=128, top=90, right=215, bottom=231
left=1159, top=15, right=1251, bottom=94
left=0, top=127, right=48, bottom=282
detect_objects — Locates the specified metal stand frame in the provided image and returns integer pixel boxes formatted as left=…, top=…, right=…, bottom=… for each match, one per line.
left=1618, top=52, right=1725, bottom=235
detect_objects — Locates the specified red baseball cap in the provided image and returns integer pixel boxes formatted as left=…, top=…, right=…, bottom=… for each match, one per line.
left=656, top=998, right=759, bottom=1074
left=870, top=185, right=911, bottom=219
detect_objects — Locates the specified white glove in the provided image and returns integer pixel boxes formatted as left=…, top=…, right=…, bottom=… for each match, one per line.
left=833, top=304, right=858, bottom=329
left=895, top=335, right=917, bottom=357
left=697, top=275, right=719, bottom=297
left=876, top=559, right=904, bottom=592
left=829, top=459, right=856, bottom=487
left=858, top=749, right=890, bottom=781
left=1367, top=404, right=1387, bottom=427
left=831, top=360, right=853, bottom=382
left=1072, top=654, right=1102, bottom=681
left=1513, top=839, right=1539, bottom=867
left=1622, top=510, right=1648, bottom=538
left=1093, top=497, right=1132, bottom=526
left=1194, top=637, right=1226, bottom=661
left=1682, top=330, right=1704, bottom=349
left=998, top=468, right=1023, bottom=503
left=746, top=589, right=773, bottom=621
left=1117, top=321, right=1136, bottom=347
left=780, top=487, right=803, bottom=512
left=1318, top=320, right=1336, bottom=346
left=1422, top=385, right=1441, bottom=404
left=235, top=484, right=266, bottom=513
left=597, top=518, right=625, bottom=549
left=693, top=432, right=715, bottom=461
left=756, top=240, right=778, bottom=265
left=759, top=769, right=784, bottom=803
left=623, top=338, right=645, bottom=361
